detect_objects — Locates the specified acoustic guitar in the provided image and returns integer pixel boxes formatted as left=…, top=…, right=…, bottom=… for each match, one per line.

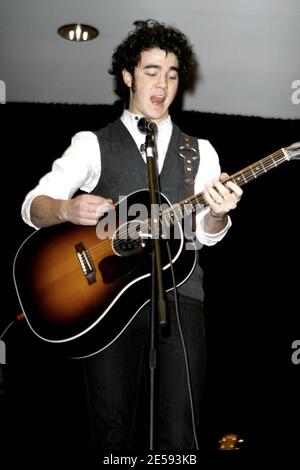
left=13, top=143, right=300, bottom=357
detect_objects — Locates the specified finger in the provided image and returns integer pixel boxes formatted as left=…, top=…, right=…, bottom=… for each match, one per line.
left=77, top=194, right=114, bottom=210
left=225, top=181, right=243, bottom=197
left=79, top=216, right=100, bottom=226
left=83, top=200, right=114, bottom=215
left=205, top=182, right=227, bottom=203
left=87, top=199, right=114, bottom=209
left=219, top=172, right=230, bottom=182
left=82, top=194, right=110, bottom=204
left=213, top=180, right=231, bottom=198
left=203, top=190, right=225, bottom=212
left=95, top=203, right=114, bottom=217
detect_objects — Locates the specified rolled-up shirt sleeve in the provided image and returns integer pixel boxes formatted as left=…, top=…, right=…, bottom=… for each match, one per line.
left=195, top=139, right=231, bottom=246
left=21, top=131, right=101, bottom=227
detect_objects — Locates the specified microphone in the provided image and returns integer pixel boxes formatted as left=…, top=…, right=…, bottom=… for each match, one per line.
left=137, top=117, right=158, bottom=135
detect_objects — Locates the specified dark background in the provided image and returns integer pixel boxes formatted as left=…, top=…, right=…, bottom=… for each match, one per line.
left=0, top=102, right=299, bottom=454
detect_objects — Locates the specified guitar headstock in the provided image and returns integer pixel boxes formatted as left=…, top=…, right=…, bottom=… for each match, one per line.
left=284, top=142, right=300, bottom=160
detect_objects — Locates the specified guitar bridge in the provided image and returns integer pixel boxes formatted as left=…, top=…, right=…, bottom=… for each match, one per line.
left=75, top=242, right=96, bottom=285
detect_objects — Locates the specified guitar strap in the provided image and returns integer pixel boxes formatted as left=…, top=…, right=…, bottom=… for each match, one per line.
left=179, top=134, right=199, bottom=232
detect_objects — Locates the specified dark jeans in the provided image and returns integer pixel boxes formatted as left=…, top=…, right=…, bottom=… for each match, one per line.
left=83, top=294, right=206, bottom=450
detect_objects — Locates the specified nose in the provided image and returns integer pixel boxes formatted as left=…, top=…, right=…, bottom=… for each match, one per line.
left=156, top=73, right=167, bottom=89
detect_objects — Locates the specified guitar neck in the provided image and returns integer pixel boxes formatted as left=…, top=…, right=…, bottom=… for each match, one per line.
left=221, top=147, right=288, bottom=188
left=164, top=147, right=289, bottom=223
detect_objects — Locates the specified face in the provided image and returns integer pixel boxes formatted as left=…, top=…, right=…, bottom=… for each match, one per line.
left=122, top=48, right=179, bottom=124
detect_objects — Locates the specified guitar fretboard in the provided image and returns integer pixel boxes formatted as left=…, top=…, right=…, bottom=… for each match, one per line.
left=164, top=148, right=288, bottom=225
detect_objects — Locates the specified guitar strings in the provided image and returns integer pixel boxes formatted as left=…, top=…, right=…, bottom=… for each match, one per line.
left=86, top=148, right=287, bottom=257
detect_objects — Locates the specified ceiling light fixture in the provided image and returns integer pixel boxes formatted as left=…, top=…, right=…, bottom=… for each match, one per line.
left=57, top=24, right=99, bottom=42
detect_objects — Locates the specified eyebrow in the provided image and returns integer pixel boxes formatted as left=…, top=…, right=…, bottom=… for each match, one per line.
left=143, top=64, right=179, bottom=72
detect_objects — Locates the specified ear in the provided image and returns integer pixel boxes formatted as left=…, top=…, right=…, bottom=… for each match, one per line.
left=122, top=69, right=133, bottom=88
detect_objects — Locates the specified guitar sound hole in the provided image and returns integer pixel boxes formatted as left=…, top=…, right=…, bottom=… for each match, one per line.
left=112, top=221, right=145, bottom=257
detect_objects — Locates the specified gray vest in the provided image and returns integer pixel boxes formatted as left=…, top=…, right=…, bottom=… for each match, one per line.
left=92, top=119, right=204, bottom=301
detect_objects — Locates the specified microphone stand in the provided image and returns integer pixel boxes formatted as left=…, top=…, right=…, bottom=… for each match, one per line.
left=140, top=121, right=167, bottom=450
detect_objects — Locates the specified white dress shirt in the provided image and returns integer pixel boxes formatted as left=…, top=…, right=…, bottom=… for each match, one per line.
left=22, top=110, right=231, bottom=245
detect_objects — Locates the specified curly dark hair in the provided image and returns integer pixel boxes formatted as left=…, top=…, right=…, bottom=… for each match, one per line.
left=109, top=19, right=197, bottom=104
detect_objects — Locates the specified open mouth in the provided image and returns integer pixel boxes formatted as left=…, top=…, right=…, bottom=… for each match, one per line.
left=150, top=95, right=166, bottom=105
